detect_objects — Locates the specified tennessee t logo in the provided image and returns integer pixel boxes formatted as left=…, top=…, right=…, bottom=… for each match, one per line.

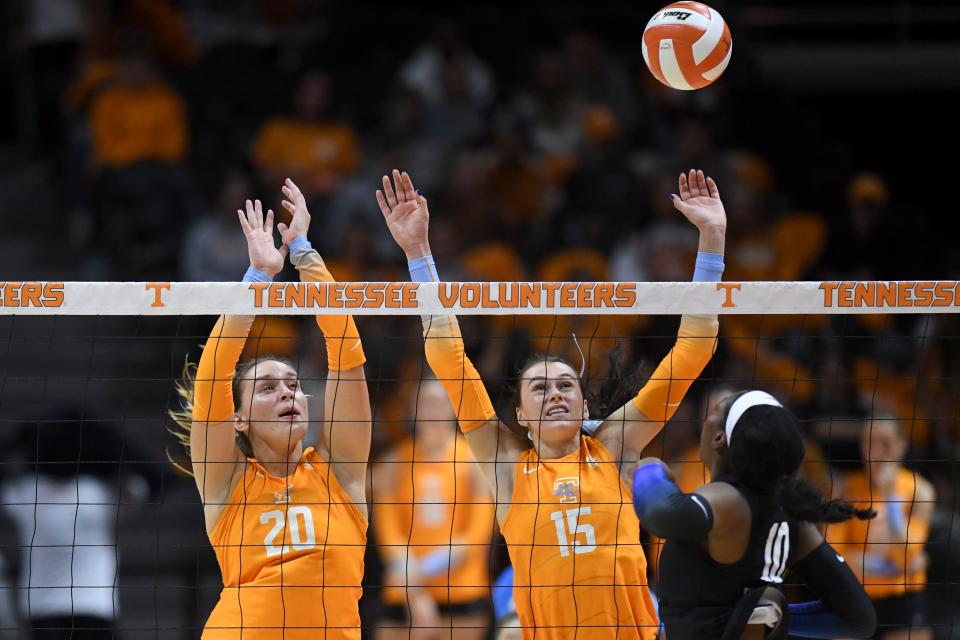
left=145, top=283, right=171, bottom=308
left=717, top=282, right=741, bottom=308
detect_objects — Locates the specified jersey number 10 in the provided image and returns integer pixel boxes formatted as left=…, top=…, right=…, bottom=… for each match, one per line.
left=761, top=522, right=789, bottom=583
left=551, top=507, right=597, bottom=557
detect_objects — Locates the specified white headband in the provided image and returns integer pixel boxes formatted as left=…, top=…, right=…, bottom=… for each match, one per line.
left=725, top=391, right=783, bottom=445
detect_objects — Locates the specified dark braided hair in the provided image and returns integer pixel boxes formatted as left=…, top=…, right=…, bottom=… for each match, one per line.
left=725, top=400, right=875, bottom=524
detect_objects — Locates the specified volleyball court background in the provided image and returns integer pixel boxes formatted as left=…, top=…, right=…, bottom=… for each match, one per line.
left=1, top=0, right=959, bottom=637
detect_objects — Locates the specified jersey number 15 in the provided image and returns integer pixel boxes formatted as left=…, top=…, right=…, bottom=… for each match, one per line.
left=551, top=507, right=597, bottom=557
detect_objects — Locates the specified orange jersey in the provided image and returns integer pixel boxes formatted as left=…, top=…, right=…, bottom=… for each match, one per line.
left=502, top=436, right=658, bottom=640
left=204, top=448, right=366, bottom=640
left=827, top=468, right=931, bottom=599
left=373, top=437, right=495, bottom=604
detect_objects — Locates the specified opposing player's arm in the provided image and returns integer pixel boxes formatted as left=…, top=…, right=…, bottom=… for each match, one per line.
left=377, top=170, right=524, bottom=505
left=282, top=179, right=371, bottom=511
left=632, top=459, right=747, bottom=544
left=786, top=522, right=877, bottom=638
left=595, top=170, right=724, bottom=467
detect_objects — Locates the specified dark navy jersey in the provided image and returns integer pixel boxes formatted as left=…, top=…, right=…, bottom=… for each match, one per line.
left=656, top=473, right=798, bottom=640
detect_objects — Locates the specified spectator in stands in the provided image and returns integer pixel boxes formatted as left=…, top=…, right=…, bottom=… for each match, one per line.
left=512, top=51, right=585, bottom=184
left=88, top=34, right=187, bottom=171
left=821, top=172, right=900, bottom=280
left=10, top=0, right=93, bottom=154
left=251, top=70, right=362, bottom=201
left=397, top=20, right=495, bottom=112
left=828, top=414, right=935, bottom=640
left=559, top=105, right=644, bottom=251
left=87, top=31, right=192, bottom=279
left=180, top=169, right=253, bottom=281
left=564, top=30, right=638, bottom=135
left=373, top=379, right=495, bottom=640
left=1, top=411, right=160, bottom=640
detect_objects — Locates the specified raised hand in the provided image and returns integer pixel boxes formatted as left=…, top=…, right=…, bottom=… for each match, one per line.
left=276, top=178, right=310, bottom=247
left=376, top=169, right=431, bottom=260
left=237, top=198, right=287, bottom=277
left=672, top=169, right=727, bottom=232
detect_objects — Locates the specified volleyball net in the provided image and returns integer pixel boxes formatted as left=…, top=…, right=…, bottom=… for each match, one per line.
left=0, top=279, right=957, bottom=638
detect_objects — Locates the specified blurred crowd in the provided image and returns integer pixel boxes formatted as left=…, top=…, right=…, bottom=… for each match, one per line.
left=1, top=0, right=959, bottom=638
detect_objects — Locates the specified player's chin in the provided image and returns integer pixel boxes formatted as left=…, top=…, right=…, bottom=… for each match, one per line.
left=539, top=418, right=581, bottom=438
left=278, top=418, right=308, bottom=438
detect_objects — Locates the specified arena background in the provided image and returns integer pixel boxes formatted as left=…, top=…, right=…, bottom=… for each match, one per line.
left=0, top=0, right=958, bottom=638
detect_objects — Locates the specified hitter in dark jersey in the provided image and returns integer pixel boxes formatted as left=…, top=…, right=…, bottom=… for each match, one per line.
left=633, top=390, right=878, bottom=640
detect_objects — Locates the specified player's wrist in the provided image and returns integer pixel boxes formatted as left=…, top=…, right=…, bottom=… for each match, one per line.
left=403, top=241, right=432, bottom=262
left=696, top=225, right=726, bottom=254
left=243, top=266, right=273, bottom=282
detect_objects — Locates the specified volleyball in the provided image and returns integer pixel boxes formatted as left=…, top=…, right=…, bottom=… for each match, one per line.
left=642, top=2, right=732, bottom=90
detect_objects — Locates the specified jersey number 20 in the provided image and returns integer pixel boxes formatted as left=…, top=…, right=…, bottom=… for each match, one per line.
left=261, top=506, right=317, bottom=557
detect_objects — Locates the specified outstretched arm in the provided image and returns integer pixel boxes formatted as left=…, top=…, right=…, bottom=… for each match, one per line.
left=377, top=171, right=523, bottom=503
left=787, top=522, right=877, bottom=638
left=595, top=170, right=724, bottom=468
left=279, top=179, right=371, bottom=511
left=191, top=199, right=287, bottom=505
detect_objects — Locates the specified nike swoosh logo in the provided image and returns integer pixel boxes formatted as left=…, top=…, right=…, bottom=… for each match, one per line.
left=523, top=465, right=540, bottom=474
left=350, top=341, right=362, bottom=350
left=836, top=554, right=845, bottom=564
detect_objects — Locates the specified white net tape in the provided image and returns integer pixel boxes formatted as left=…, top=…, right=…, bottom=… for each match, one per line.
left=2, top=280, right=959, bottom=315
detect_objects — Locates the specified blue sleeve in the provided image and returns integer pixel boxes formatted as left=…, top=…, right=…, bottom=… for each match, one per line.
left=788, top=542, right=877, bottom=638
left=492, top=566, right=516, bottom=622
left=692, top=251, right=724, bottom=282
left=632, top=463, right=714, bottom=540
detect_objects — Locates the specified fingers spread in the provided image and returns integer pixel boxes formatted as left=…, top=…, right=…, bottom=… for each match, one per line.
left=254, top=199, right=265, bottom=229
left=401, top=171, right=417, bottom=201
left=376, top=190, right=391, bottom=217
left=285, top=178, right=305, bottom=204
left=392, top=169, right=406, bottom=202
left=687, top=169, right=700, bottom=197
left=237, top=210, right=251, bottom=234
left=678, top=173, right=691, bottom=200
left=706, top=176, right=720, bottom=199
left=696, top=169, right=708, bottom=194
left=382, top=175, right=398, bottom=208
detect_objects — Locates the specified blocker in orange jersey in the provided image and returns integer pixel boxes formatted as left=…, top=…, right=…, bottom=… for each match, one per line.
left=642, top=2, right=732, bottom=90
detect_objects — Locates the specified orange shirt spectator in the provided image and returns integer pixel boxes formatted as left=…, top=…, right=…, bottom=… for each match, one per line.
left=251, top=118, right=361, bottom=195
left=89, top=71, right=187, bottom=169
left=251, top=71, right=362, bottom=197
left=827, top=417, right=935, bottom=603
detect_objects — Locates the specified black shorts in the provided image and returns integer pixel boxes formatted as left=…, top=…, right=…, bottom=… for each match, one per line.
left=873, top=591, right=927, bottom=634
left=380, top=598, right=489, bottom=624
left=30, top=616, right=117, bottom=640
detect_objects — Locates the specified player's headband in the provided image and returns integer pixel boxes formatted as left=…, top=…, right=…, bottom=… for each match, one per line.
left=724, top=390, right=783, bottom=445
